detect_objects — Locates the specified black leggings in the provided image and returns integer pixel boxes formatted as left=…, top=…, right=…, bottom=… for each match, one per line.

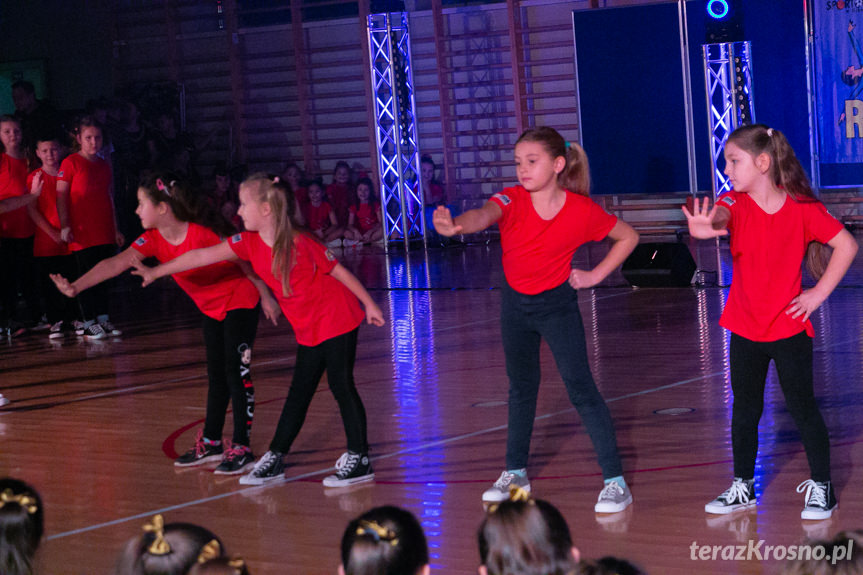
left=0, top=236, right=41, bottom=324
left=269, top=328, right=368, bottom=455
left=72, top=244, right=117, bottom=321
left=202, top=305, right=260, bottom=446
left=730, top=331, right=831, bottom=482
left=39, top=254, right=78, bottom=324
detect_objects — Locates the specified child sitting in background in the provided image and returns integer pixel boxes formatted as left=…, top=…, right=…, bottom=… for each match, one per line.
left=327, top=161, right=354, bottom=229
left=344, top=177, right=383, bottom=245
left=303, top=178, right=343, bottom=247
left=0, top=477, right=44, bottom=575
left=340, top=505, right=429, bottom=575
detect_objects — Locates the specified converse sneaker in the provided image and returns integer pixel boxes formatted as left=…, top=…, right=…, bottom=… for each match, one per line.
left=342, top=238, right=360, bottom=247
left=82, top=322, right=106, bottom=340
left=705, top=478, right=756, bottom=514
left=323, top=451, right=374, bottom=487
left=595, top=480, right=633, bottom=513
left=174, top=430, right=224, bottom=467
left=48, top=321, right=71, bottom=339
left=214, top=444, right=255, bottom=475
left=239, top=450, right=286, bottom=485
left=73, top=320, right=86, bottom=336
left=100, top=320, right=122, bottom=337
left=0, top=394, right=9, bottom=407
left=482, top=470, right=531, bottom=503
left=797, top=479, right=837, bottom=520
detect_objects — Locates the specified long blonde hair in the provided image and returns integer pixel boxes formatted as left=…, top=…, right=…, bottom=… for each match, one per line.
left=515, top=126, right=590, bottom=196
left=242, top=173, right=296, bottom=296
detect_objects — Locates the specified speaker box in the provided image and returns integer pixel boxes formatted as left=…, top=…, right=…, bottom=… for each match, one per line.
left=622, top=243, right=696, bottom=287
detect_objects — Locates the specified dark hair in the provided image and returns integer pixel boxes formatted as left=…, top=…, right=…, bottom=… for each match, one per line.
left=725, top=124, right=830, bottom=279
left=353, top=177, right=378, bottom=209
left=578, top=556, right=645, bottom=575
left=74, top=115, right=103, bottom=136
left=113, top=519, right=223, bottom=575
left=341, top=506, right=429, bottom=575
left=420, top=155, right=435, bottom=169
left=187, top=557, right=251, bottom=575
left=139, top=173, right=236, bottom=238
left=0, top=478, right=44, bottom=575
left=478, top=497, right=578, bottom=575
left=515, top=127, right=590, bottom=196
left=778, top=530, right=863, bottom=575
left=333, top=161, right=352, bottom=177
left=11, top=81, right=34, bottom=95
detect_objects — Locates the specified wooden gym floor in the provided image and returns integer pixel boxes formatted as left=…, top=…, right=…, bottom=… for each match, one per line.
left=2, top=235, right=863, bottom=574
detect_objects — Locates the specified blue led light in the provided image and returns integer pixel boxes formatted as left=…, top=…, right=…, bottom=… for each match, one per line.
left=707, top=0, right=729, bottom=19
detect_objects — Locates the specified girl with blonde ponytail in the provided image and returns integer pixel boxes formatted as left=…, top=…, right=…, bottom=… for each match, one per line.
left=132, top=173, right=385, bottom=487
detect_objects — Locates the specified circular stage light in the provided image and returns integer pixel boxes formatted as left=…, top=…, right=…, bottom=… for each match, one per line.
left=707, top=0, right=729, bottom=19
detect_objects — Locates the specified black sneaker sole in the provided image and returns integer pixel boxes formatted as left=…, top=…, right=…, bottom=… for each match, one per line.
left=213, top=460, right=256, bottom=475
left=174, top=453, right=224, bottom=467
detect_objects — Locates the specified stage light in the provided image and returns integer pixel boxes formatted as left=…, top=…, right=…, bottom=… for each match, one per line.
left=707, top=0, right=729, bottom=19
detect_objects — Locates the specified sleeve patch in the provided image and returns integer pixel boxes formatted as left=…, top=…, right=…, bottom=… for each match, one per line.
left=57, top=170, right=64, bottom=178
left=230, top=233, right=243, bottom=244
left=491, top=193, right=511, bottom=206
left=134, top=237, right=146, bottom=246
left=325, top=249, right=336, bottom=261
left=718, top=196, right=735, bottom=207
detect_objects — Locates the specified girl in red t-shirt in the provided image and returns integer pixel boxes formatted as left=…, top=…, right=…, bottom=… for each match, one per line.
left=434, top=127, right=639, bottom=513
left=683, top=124, right=858, bottom=521
left=326, top=161, right=354, bottom=230
left=56, top=116, right=124, bottom=339
left=302, top=179, right=343, bottom=247
left=132, top=173, right=385, bottom=488
left=0, top=115, right=42, bottom=336
left=51, top=175, right=278, bottom=474
left=344, top=177, right=382, bottom=245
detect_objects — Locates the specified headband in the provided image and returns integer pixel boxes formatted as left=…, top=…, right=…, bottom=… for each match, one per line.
left=356, top=520, right=399, bottom=547
left=0, top=488, right=38, bottom=515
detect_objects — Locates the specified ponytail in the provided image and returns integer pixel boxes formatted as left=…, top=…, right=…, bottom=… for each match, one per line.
left=515, top=127, right=590, bottom=196
left=727, top=124, right=829, bottom=279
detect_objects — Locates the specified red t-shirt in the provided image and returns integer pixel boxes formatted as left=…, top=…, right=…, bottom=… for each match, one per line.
left=304, top=201, right=333, bottom=233
left=718, top=191, right=844, bottom=341
left=0, top=153, right=35, bottom=238
left=228, top=231, right=364, bottom=346
left=489, top=186, right=617, bottom=294
left=27, top=169, right=69, bottom=257
left=349, top=202, right=379, bottom=233
left=326, top=183, right=352, bottom=226
left=131, top=223, right=259, bottom=321
left=57, top=153, right=116, bottom=251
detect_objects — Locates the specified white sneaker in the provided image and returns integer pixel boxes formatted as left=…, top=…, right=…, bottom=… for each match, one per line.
left=595, top=480, right=633, bottom=513
left=342, top=238, right=360, bottom=247
left=482, top=470, right=531, bottom=502
left=704, top=478, right=756, bottom=515
left=326, top=238, right=343, bottom=248
left=0, top=394, right=9, bottom=407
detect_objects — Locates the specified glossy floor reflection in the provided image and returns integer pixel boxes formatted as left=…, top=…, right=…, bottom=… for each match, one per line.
left=2, top=236, right=862, bottom=574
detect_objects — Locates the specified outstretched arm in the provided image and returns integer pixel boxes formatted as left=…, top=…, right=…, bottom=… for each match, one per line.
left=569, top=219, right=640, bottom=289
left=132, top=241, right=238, bottom=286
left=51, top=246, right=144, bottom=297
left=0, top=189, right=40, bottom=214
left=329, top=263, right=385, bottom=326
left=433, top=201, right=501, bottom=237
left=682, top=196, right=729, bottom=239
left=787, top=228, right=859, bottom=322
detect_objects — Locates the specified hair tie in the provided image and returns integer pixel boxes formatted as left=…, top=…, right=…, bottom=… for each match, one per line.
left=356, top=520, right=399, bottom=547
left=0, top=488, right=38, bottom=515
left=273, top=176, right=280, bottom=183
left=155, top=178, right=172, bottom=197
left=228, top=557, right=246, bottom=574
left=766, top=128, right=774, bottom=137
left=565, top=140, right=572, bottom=150
left=487, top=485, right=534, bottom=513
left=143, top=514, right=171, bottom=556
left=197, top=539, right=222, bottom=564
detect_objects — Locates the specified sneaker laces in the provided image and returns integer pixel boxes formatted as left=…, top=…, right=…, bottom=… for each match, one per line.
left=252, top=451, right=280, bottom=475
left=222, top=443, right=250, bottom=461
left=719, top=480, right=751, bottom=504
left=796, top=479, right=827, bottom=508
left=494, top=471, right=517, bottom=490
left=334, top=452, right=361, bottom=477
left=598, top=481, right=625, bottom=502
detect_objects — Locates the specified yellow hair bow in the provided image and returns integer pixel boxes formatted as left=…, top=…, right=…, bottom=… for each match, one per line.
left=487, top=485, right=533, bottom=513
left=197, top=539, right=222, bottom=564
left=143, top=514, right=171, bottom=556
left=356, top=520, right=399, bottom=547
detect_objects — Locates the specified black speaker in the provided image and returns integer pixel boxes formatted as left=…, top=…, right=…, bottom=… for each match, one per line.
left=704, top=0, right=744, bottom=43
left=622, top=243, right=696, bottom=287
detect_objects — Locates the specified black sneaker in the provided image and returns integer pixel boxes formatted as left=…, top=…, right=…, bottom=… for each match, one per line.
left=239, top=450, right=286, bottom=485
left=100, top=320, right=122, bottom=337
left=174, top=430, right=224, bottom=467
left=214, top=444, right=255, bottom=475
left=82, top=322, right=106, bottom=340
left=48, top=321, right=72, bottom=339
left=322, top=451, right=374, bottom=487
left=705, top=478, right=756, bottom=514
left=797, top=479, right=838, bottom=520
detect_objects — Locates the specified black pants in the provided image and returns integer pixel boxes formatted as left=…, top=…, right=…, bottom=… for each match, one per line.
left=202, top=305, right=260, bottom=447
left=72, top=244, right=116, bottom=321
left=730, top=331, right=831, bottom=482
left=38, top=254, right=78, bottom=324
left=0, top=236, right=41, bottom=324
left=269, top=328, right=368, bottom=455
left=501, top=280, right=623, bottom=479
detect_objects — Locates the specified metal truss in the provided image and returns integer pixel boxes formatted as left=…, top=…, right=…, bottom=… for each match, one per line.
left=367, top=12, right=424, bottom=249
left=703, top=41, right=754, bottom=196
